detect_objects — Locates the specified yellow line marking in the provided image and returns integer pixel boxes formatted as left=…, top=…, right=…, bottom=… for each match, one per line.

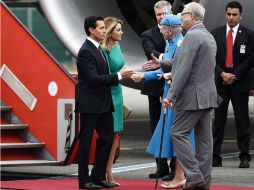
left=120, top=147, right=146, bottom=151
left=120, top=147, right=133, bottom=150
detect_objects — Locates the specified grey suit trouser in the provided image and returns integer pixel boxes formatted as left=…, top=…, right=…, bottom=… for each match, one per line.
left=171, top=108, right=213, bottom=187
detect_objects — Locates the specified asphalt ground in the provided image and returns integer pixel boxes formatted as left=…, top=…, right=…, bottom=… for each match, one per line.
left=1, top=119, right=254, bottom=187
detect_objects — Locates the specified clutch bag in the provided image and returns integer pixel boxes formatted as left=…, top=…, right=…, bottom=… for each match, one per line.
left=123, top=104, right=132, bottom=121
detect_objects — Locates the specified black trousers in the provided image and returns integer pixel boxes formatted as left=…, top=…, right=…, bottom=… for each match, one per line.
left=78, top=112, right=114, bottom=185
left=148, top=96, right=173, bottom=173
left=213, top=85, right=251, bottom=161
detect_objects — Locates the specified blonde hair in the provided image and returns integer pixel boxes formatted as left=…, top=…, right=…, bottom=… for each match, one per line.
left=102, top=17, right=123, bottom=49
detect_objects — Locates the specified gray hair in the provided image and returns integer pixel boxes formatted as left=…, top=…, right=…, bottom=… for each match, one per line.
left=154, top=0, right=172, bottom=14
left=171, top=25, right=182, bottom=34
left=164, top=25, right=182, bottom=35
left=183, top=2, right=205, bottom=21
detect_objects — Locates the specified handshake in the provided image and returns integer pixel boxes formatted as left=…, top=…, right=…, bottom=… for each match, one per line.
left=119, top=67, right=134, bottom=79
left=130, top=72, right=145, bottom=83
left=119, top=67, right=145, bottom=82
left=130, top=72, right=172, bottom=83
left=120, top=52, right=171, bottom=83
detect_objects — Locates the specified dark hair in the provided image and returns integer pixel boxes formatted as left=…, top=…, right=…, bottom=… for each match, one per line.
left=84, top=16, right=104, bottom=36
left=226, top=1, right=242, bottom=13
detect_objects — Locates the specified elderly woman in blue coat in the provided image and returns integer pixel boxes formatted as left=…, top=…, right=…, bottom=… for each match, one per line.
left=132, top=15, right=195, bottom=189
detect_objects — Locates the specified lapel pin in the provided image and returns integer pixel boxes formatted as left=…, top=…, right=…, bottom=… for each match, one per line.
left=239, top=30, right=242, bottom=33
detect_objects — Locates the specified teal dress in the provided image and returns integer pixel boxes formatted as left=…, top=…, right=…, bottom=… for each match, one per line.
left=103, top=43, right=124, bottom=132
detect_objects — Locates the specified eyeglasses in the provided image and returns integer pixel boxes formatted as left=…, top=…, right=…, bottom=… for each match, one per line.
left=181, top=12, right=192, bottom=16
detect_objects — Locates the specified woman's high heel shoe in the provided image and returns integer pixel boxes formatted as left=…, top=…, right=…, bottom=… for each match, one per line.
left=160, top=179, right=186, bottom=189
left=108, top=182, right=120, bottom=187
left=112, top=182, right=120, bottom=186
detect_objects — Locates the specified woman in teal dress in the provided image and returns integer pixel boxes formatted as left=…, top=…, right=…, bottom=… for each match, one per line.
left=102, top=17, right=125, bottom=186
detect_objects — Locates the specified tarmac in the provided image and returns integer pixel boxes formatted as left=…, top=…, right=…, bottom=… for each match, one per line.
left=1, top=119, right=254, bottom=188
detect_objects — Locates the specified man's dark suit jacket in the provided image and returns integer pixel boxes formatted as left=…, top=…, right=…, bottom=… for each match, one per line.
left=76, top=39, right=119, bottom=114
left=211, top=25, right=254, bottom=92
left=141, top=25, right=165, bottom=96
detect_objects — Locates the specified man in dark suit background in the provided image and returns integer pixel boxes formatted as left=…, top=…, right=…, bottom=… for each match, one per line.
left=141, top=0, right=174, bottom=180
left=76, top=16, right=132, bottom=189
left=211, top=1, right=254, bottom=168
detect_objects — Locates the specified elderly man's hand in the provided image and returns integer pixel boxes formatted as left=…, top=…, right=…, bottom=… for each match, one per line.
left=162, top=98, right=172, bottom=109
left=142, top=60, right=160, bottom=71
left=141, top=53, right=161, bottom=71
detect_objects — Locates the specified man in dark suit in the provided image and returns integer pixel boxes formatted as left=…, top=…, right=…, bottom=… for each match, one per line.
left=141, top=0, right=174, bottom=180
left=76, top=16, right=132, bottom=189
left=211, top=1, right=254, bottom=168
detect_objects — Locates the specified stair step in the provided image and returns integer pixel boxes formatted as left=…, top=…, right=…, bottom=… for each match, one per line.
left=0, top=142, right=45, bottom=149
left=1, top=118, right=8, bottom=124
left=0, top=124, right=28, bottom=130
left=0, top=131, right=24, bottom=143
left=0, top=160, right=60, bottom=167
left=0, top=106, right=12, bottom=112
left=2, top=149, right=38, bottom=160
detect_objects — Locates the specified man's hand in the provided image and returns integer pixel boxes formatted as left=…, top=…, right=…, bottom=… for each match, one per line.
left=142, top=60, right=160, bottom=71
left=162, top=98, right=172, bottom=109
left=130, top=72, right=144, bottom=82
left=151, top=53, right=160, bottom=64
left=141, top=53, right=161, bottom=71
left=120, top=67, right=134, bottom=79
left=221, top=72, right=235, bottom=85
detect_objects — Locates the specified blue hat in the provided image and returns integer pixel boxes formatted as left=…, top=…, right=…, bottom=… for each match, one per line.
left=160, top=15, right=182, bottom=26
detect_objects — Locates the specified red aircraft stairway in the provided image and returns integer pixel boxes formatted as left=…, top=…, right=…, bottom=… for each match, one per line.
left=0, top=2, right=77, bottom=166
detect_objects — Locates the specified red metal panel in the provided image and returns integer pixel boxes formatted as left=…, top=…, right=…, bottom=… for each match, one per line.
left=0, top=131, right=24, bottom=143
left=0, top=118, right=8, bottom=124
left=1, top=4, right=75, bottom=160
left=1, top=149, right=37, bottom=160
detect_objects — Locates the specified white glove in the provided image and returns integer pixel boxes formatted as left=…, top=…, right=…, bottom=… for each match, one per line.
left=163, top=72, right=172, bottom=80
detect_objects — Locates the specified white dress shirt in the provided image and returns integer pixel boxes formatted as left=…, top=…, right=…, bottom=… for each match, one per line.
left=86, top=37, right=122, bottom=80
left=226, top=23, right=239, bottom=44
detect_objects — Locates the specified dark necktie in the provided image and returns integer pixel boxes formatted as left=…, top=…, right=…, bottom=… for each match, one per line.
left=225, top=28, right=233, bottom=68
left=98, top=46, right=107, bottom=63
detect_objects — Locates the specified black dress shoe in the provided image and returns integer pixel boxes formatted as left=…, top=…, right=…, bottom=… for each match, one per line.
left=93, top=180, right=116, bottom=188
left=239, top=160, right=250, bottom=168
left=181, top=181, right=207, bottom=190
left=148, top=171, right=169, bottom=179
left=79, top=182, right=102, bottom=189
left=162, top=171, right=175, bottom=181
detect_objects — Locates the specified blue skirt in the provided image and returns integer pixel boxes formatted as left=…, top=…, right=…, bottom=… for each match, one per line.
left=146, top=108, right=195, bottom=158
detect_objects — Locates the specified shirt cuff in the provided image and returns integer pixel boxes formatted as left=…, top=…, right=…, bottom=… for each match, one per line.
left=117, top=72, right=122, bottom=80
left=159, top=53, right=164, bottom=60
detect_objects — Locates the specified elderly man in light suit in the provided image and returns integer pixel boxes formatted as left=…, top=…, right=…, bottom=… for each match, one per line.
left=163, top=3, right=219, bottom=190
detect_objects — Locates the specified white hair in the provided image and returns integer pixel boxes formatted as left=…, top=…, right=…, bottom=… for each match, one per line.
left=183, top=2, right=205, bottom=21
left=171, top=25, right=182, bottom=34
left=163, top=25, right=182, bottom=35
left=154, top=0, right=172, bottom=14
